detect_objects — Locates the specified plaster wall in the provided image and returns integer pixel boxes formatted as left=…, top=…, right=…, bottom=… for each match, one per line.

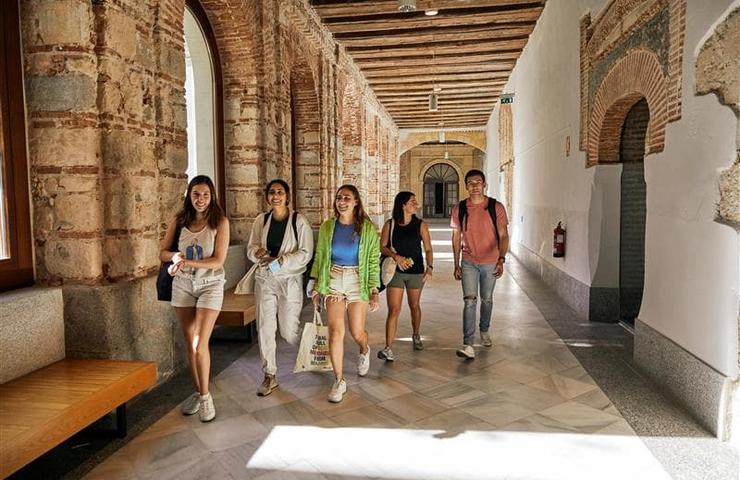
left=486, top=0, right=739, bottom=376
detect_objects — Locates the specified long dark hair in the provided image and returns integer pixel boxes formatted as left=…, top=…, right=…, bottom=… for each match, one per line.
left=392, top=191, right=417, bottom=224
left=176, top=175, right=225, bottom=229
left=333, top=184, right=373, bottom=236
left=264, top=179, right=290, bottom=206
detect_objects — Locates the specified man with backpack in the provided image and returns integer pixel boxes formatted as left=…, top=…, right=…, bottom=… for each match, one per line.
left=450, top=169, right=509, bottom=359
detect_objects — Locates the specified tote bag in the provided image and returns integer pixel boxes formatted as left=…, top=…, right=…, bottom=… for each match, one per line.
left=234, top=263, right=258, bottom=295
left=156, top=224, right=182, bottom=302
left=293, top=308, right=333, bottom=373
left=379, top=219, right=396, bottom=291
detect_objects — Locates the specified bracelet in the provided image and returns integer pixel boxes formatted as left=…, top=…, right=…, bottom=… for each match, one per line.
left=427, top=265, right=433, bottom=270
left=498, top=256, right=506, bottom=263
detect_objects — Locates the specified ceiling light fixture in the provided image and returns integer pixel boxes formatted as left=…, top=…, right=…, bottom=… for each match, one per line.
left=428, top=93, right=438, bottom=112
left=398, top=0, right=417, bottom=12
left=425, top=9, right=438, bottom=16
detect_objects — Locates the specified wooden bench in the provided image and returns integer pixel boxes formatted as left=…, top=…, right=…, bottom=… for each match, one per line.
left=216, top=288, right=257, bottom=340
left=0, top=359, right=156, bottom=478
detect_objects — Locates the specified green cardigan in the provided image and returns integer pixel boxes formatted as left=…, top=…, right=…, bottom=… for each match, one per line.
left=310, top=217, right=380, bottom=301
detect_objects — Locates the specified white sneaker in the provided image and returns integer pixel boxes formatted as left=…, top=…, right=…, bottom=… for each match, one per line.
left=199, top=393, right=216, bottom=422
left=181, top=392, right=200, bottom=416
left=357, top=348, right=371, bottom=376
left=456, top=344, right=475, bottom=359
left=328, top=378, right=347, bottom=403
left=481, top=331, right=493, bottom=347
left=377, top=347, right=395, bottom=362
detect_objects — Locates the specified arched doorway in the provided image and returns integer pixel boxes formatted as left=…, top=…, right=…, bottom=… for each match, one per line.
left=423, top=163, right=459, bottom=218
left=618, top=98, right=648, bottom=325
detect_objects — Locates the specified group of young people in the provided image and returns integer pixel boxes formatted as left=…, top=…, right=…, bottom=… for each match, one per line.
left=159, top=169, right=508, bottom=421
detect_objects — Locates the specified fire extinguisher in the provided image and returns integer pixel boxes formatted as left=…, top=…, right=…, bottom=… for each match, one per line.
left=553, top=222, right=566, bottom=258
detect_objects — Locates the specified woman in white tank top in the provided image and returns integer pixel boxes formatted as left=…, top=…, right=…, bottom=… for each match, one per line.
left=159, top=175, right=229, bottom=422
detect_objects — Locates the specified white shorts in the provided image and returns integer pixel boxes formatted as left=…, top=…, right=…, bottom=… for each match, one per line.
left=171, top=275, right=225, bottom=311
left=327, top=264, right=363, bottom=304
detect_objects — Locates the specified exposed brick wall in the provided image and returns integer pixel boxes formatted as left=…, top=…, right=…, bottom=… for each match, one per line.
left=21, top=0, right=398, bottom=275
left=580, top=0, right=686, bottom=167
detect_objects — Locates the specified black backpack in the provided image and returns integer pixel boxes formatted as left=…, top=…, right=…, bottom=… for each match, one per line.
left=457, top=197, right=500, bottom=245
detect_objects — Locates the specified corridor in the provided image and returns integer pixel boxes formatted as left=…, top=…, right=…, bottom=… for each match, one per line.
left=77, top=223, right=737, bottom=480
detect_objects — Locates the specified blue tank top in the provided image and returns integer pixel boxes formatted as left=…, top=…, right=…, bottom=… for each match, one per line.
left=331, top=221, right=360, bottom=266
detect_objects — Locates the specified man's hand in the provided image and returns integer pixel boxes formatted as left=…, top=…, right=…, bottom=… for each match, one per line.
left=454, top=265, right=462, bottom=280
left=494, top=261, right=504, bottom=278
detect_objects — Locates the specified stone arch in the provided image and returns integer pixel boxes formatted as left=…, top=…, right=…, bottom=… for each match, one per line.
left=418, top=159, right=465, bottom=183
left=588, top=50, right=666, bottom=166
left=399, top=131, right=486, bottom=155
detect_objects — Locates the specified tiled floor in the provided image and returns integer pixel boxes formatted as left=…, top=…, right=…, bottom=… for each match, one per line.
left=79, top=222, right=736, bottom=480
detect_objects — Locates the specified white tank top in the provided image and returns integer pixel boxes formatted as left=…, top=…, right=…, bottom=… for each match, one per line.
left=177, top=225, right=224, bottom=280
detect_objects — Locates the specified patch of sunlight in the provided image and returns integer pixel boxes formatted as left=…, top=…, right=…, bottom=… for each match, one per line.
left=428, top=227, right=452, bottom=232
left=246, top=426, right=671, bottom=480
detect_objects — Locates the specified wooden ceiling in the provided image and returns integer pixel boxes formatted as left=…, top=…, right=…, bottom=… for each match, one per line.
left=310, top=0, right=545, bottom=129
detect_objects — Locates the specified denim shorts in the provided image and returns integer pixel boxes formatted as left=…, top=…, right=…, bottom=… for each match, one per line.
left=387, top=272, right=424, bottom=290
left=171, top=275, right=225, bottom=311
left=327, top=264, right=363, bottom=304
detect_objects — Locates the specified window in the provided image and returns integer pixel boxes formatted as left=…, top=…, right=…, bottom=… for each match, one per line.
left=183, top=0, right=224, bottom=205
left=0, top=1, right=33, bottom=291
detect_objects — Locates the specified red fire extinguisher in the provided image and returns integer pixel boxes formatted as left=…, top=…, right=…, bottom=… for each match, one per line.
left=553, top=222, right=566, bottom=258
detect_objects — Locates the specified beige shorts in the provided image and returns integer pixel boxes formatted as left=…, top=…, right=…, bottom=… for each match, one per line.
left=327, top=264, right=364, bottom=304
left=171, top=275, right=225, bottom=311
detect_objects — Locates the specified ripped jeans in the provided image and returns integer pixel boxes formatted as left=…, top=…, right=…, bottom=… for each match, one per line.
left=461, top=259, right=498, bottom=346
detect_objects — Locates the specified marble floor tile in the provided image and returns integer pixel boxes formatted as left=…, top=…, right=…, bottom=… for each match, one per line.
left=538, top=401, right=624, bottom=433
left=192, top=413, right=269, bottom=451
left=378, top=392, right=449, bottom=423
left=77, top=223, right=722, bottom=480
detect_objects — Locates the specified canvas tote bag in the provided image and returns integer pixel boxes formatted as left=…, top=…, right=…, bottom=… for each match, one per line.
left=293, top=307, right=333, bottom=373
left=234, top=263, right=258, bottom=295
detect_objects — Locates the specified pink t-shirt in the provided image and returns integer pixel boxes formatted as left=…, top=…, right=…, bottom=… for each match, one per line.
left=450, top=197, right=508, bottom=265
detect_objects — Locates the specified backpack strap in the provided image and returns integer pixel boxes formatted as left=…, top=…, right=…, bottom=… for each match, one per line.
left=291, top=211, right=298, bottom=243
left=487, top=198, right=500, bottom=245
left=457, top=200, right=467, bottom=231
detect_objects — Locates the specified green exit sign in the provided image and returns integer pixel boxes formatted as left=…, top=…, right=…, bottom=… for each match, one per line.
left=500, top=96, right=514, bottom=104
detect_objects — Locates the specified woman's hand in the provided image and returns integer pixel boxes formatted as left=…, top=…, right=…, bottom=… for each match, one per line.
left=396, top=255, right=413, bottom=271
left=255, top=248, right=269, bottom=259
left=369, top=292, right=380, bottom=312
left=259, top=256, right=276, bottom=267
left=312, top=292, right=321, bottom=308
left=423, top=267, right=433, bottom=283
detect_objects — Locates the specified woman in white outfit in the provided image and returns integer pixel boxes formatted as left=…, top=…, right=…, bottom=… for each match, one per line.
left=248, top=179, right=314, bottom=396
left=160, top=175, right=229, bottom=422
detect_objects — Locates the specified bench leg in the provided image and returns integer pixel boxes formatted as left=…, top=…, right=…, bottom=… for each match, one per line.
left=116, top=404, right=127, bottom=438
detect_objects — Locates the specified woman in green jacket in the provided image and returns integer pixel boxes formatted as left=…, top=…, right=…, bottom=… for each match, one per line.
left=310, top=184, right=380, bottom=403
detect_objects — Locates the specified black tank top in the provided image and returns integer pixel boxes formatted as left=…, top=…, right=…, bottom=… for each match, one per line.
left=390, top=217, right=424, bottom=274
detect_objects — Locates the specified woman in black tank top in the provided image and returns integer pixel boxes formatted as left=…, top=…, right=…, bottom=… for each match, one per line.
left=378, top=192, right=434, bottom=361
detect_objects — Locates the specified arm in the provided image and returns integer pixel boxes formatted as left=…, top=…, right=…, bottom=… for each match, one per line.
left=278, top=215, right=314, bottom=270
left=421, top=222, right=434, bottom=281
left=380, top=220, right=393, bottom=257
left=495, top=222, right=510, bottom=278
left=452, top=227, right=462, bottom=280
left=181, top=217, right=230, bottom=270
left=246, top=213, right=266, bottom=264
left=367, top=224, right=381, bottom=312
left=159, top=217, right=179, bottom=262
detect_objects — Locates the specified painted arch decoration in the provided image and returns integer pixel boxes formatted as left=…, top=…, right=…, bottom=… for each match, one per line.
left=580, top=0, right=686, bottom=167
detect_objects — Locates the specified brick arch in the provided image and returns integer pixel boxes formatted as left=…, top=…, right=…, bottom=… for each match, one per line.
left=288, top=47, right=322, bottom=226
left=195, top=0, right=261, bottom=241
left=588, top=49, right=666, bottom=166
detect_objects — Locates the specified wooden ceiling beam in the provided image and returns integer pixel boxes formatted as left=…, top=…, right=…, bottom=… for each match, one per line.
left=367, top=72, right=510, bottom=85
left=355, top=52, right=522, bottom=69
left=373, top=82, right=507, bottom=93
left=348, top=38, right=529, bottom=58
left=362, top=63, right=515, bottom=78
left=382, top=95, right=500, bottom=104
left=328, top=9, right=542, bottom=35
left=337, top=25, right=534, bottom=49
left=312, top=0, right=541, bottom=18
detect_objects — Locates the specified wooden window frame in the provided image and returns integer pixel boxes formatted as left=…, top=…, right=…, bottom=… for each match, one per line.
left=0, top=0, right=33, bottom=292
left=185, top=0, right=225, bottom=209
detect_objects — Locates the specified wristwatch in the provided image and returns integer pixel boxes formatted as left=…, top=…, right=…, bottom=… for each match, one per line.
left=498, top=256, right=506, bottom=263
